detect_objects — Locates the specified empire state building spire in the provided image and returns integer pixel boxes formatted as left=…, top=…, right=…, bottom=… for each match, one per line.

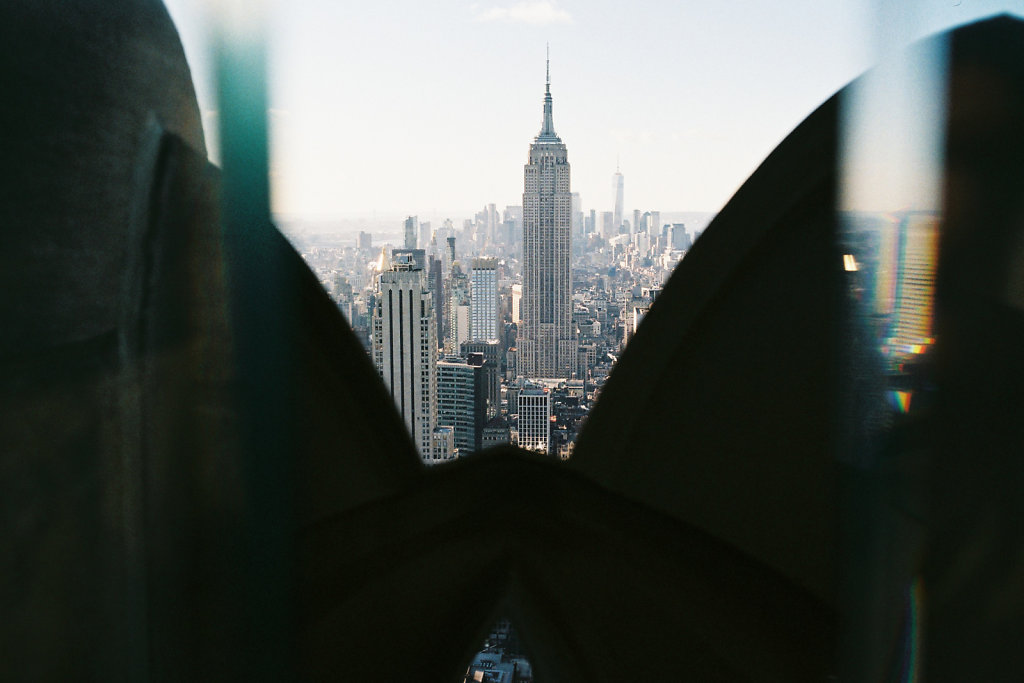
left=537, top=45, right=560, bottom=142
left=521, top=49, right=574, bottom=379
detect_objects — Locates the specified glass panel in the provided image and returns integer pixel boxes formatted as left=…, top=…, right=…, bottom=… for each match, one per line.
left=837, top=29, right=948, bottom=678
left=838, top=5, right=1024, bottom=680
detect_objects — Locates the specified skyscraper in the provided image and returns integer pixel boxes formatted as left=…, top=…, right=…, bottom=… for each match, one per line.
left=372, top=256, right=437, bottom=457
left=470, top=258, right=498, bottom=341
left=428, top=256, right=444, bottom=348
left=448, top=267, right=471, bottom=354
left=601, top=211, right=614, bottom=240
left=613, top=166, right=624, bottom=233
left=460, top=340, right=502, bottom=418
left=436, top=354, right=486, bottom=456
left=404, top=215, right=417, bottom=249
left=519, top=53, right=574, bottom=379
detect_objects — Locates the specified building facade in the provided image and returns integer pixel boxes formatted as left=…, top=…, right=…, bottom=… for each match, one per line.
left=470, top=257, right=499, bottom=341
left=460, top=342, right=501, bottom=418
left=429, top=426, right=456, bottom=464
left=436, top=356, right=486, bottom=456
left=519, top=58, right=575, bottom=379
left=372, top=258, right=438, bottom=458
left=482, top=416, right=512, bottom=449
left=517, top=388, right=551, bottom=454
left=448, top=268, right=471, bottom=354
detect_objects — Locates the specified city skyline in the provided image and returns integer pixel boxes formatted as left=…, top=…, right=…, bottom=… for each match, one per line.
left=163, top=0, right=1015, bottom=221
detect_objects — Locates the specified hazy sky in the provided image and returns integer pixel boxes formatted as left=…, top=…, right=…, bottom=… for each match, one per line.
left=164, top=0, right=1019, bottom=222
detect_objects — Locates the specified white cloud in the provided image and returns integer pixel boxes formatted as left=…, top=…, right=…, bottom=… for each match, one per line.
left=473, top=1, right=572, bottom=25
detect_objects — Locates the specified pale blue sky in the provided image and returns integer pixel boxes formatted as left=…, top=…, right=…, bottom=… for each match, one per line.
left=164, top=0, right=1019, bottom=222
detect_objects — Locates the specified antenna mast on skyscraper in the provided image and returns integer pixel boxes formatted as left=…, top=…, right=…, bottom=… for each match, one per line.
left=546, top=43, right=550, bottom=90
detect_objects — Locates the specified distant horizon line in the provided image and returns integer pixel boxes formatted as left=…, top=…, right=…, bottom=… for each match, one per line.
left=273, top=209, right=721, bottom=224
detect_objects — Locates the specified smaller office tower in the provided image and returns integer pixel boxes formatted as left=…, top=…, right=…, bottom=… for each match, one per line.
left=470, top=258, right=499, bottom=341
left=436, top=355, right=486, bottom=455
left=430, top=426, right=456, bottom=463
left=649, top=211, right=661, bottom=238
left=670, top=224, right=691, bottom=250
left=404, top=215, right=418, bottom=249
left=461, top=341, right=501, bottom=418
left=601, top=212, right=615, bottom=240
left=517, top=388, right=551, bottom=454
left=482, top=416, right=512, bottom=448
left=372, top=256, right=437, bottom=458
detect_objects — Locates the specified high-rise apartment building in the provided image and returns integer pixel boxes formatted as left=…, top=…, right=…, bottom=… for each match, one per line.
left=372, top=257, right=437, bottom=457
left=519, top=56, right=574, bottom=379
left=470, top=258, right=499, bottom=341
left=517, top=388, right=551, bottom=454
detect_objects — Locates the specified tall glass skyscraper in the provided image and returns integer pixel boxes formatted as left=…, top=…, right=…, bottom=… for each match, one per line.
left=519, top=55, right=574, bottom=378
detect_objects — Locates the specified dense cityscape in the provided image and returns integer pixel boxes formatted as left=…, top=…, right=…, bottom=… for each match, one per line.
left=271, top=54, right=939, bottom=683
left=286, top=60, right=710, bottom=469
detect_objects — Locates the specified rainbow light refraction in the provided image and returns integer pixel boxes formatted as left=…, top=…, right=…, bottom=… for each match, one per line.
left=889, top=389, right=913, bottom=414
left=901, top=578, right=925, bottom=683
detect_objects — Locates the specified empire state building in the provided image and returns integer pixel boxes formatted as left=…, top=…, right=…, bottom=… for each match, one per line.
left=519, top=57, right=574, bottom=379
